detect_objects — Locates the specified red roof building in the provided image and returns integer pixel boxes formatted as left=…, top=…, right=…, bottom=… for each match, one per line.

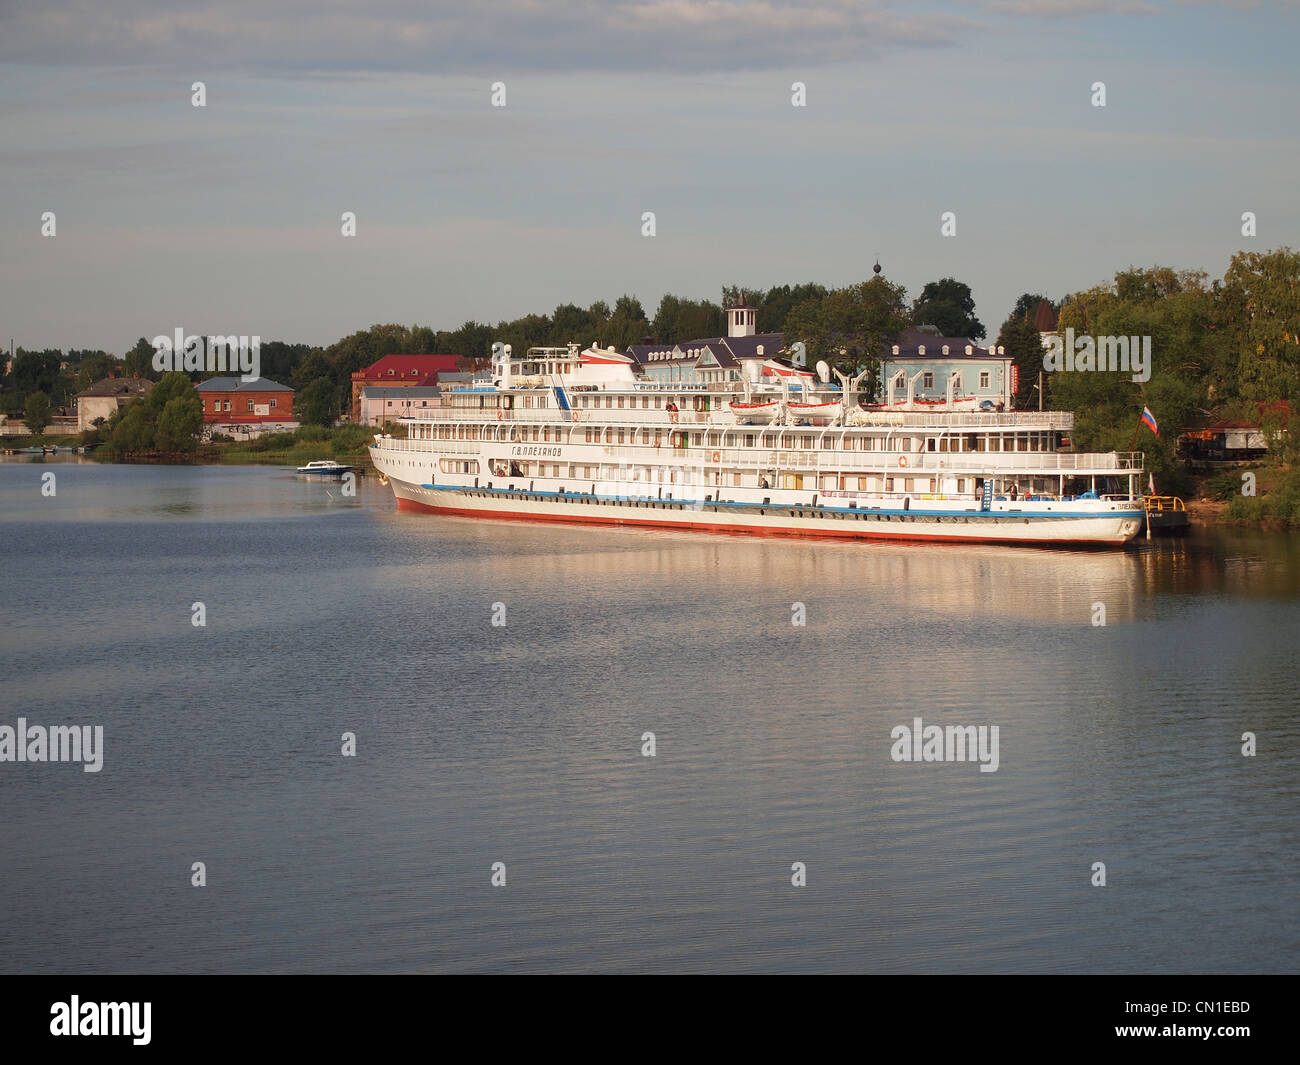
left=349, top=354, right=463, bottom=420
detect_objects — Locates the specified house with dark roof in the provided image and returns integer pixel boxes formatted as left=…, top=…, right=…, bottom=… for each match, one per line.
left=626, top=296, right=784, bottom=388
left=195, top=376, right=297, bottom=438
left=349, top=354, right=464, bottom=420
left=879, top=331, right=1013, bottom=408
left=76, top=375, right=155, bottom=432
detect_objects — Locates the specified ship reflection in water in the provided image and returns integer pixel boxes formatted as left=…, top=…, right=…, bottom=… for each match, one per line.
left=0, top=464, right=1294, bottom=973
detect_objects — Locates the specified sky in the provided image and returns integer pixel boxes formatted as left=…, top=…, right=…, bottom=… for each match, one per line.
left=2, top=0, right=1298, bottom=353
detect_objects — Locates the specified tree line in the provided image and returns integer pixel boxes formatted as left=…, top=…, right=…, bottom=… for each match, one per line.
left=7, top=250, right=1300, bottom=492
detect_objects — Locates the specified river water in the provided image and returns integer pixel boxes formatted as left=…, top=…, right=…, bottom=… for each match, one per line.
left=0, top=459, right=1296, bottom=973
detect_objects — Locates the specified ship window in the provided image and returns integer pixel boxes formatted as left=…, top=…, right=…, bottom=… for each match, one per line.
left=802, top=436, right=812, bottom=448
left=642, top=397, right=649, bottom=408
left=618, top=396, right=625, bottom=408
left=733, top=473, right=742, bottom=486
left=568, top=465, right=576, bottom=477
left=745, top=435, right=755, bottom=446
left=654, top=429, right=662, bottom=446
left=858, top=477, right=868, bottom=491
left=585, top=429, right=593, bottom=443
left=543, top=427, right=550, bottom=442
left=904, top=478, right=914, bottom=492
left=618, top=429, right=625, bottom=444
left=885, top=477, right=894, bottom=492
left=605, top=397, right=612, bottom=408
left=843, top=436, right=852, bottom=449
left=927, top=438, right=936, bottom=451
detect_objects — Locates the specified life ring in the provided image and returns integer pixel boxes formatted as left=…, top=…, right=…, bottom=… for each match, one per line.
left=711, top=450, right=720, bottom=463
left=897, top=455, right=908, bottom=468
left=669, top=412, right=679, bottom=423
left=571, top=410, right=580, bottom=422
left=497, top=410, right=504, bottom=421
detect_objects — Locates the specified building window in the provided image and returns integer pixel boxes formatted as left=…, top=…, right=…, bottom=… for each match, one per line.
left=247, top=399, right=254, bottom=411
left=922, top=372, right=934, bottom=388
left=270, top=398, right=276, bottom=408
left=979, top=371, right=990, bottom=388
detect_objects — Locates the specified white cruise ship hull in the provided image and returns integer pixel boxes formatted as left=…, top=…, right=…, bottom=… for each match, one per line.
left=380, top=472, right=1143, bottom=547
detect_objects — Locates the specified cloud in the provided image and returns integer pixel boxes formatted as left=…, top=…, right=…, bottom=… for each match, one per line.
left=0, top=1, right=973, bottom=73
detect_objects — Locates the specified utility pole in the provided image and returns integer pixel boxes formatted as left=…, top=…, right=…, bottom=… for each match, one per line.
left=1038, top=370, right=1044, bottom=412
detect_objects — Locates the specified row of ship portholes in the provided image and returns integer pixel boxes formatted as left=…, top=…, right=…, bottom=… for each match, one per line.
left=444, top=485, right=1035, bottom=524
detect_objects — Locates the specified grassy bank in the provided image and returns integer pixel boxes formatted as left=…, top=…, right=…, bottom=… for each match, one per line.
left=1186, top=464, right=1300, bottom=527
left=196, top=423, right=382, bottom=466
left=71, top=423, right=388, bottom=466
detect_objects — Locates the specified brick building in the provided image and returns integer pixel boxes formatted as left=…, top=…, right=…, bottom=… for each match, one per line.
left=195, top=376, right=297, bottom=438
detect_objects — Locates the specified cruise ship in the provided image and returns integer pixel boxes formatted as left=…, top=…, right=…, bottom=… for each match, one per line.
left=369, top=312, right=1146, bottom=547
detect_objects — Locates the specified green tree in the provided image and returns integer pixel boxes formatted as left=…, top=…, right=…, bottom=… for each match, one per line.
left=73, top=353, right=121, bottom=391
left=108, top=402, right=155, bottom=454
left=911, top=278, right=986, bottom=339
left=7, top=350, right=62, bottom=413
left=1219, top=248, right=1300, bottom=404
left=154, top=393, right=203, bottom=453
left=295, top=377, right=337, bottom=427
left=996, top=313, right=1047, bottom=408
left=24, top=391, right=52, bottom=435
left=123, top=337, right=160, bottom=381
left=146, top=371, right=200, bottom=415
left=651, top=294, right=724, bottom=343
left=784, top=276, right=909, bottom=383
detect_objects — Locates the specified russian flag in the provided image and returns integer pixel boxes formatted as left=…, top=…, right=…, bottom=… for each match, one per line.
left=1141, top=406, right=1159, bottom=436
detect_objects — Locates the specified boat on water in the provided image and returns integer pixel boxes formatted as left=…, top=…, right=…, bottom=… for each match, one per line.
left=368, top=340, right=1148, bottom=547
left=296, top=459, right=352, bottom=475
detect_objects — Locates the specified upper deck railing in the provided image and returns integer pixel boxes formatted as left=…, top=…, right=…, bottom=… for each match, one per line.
left=399, top=406, right=1074, bottom=430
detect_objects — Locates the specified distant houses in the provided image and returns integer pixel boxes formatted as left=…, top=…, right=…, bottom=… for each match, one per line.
left=349, top=354, right=463, bottom=421
left=195, top=376, right=297, bottom=438
left=624, top=298, right=784, bottom=388
left=76, top=375, right=155, bottom=432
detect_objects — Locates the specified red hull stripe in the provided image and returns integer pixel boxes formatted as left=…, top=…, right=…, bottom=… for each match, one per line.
left=393, top=497, right=1126, bottom=547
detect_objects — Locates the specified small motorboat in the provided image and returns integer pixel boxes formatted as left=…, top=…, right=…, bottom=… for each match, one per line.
left=297, top=460, right=352, bottom=475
